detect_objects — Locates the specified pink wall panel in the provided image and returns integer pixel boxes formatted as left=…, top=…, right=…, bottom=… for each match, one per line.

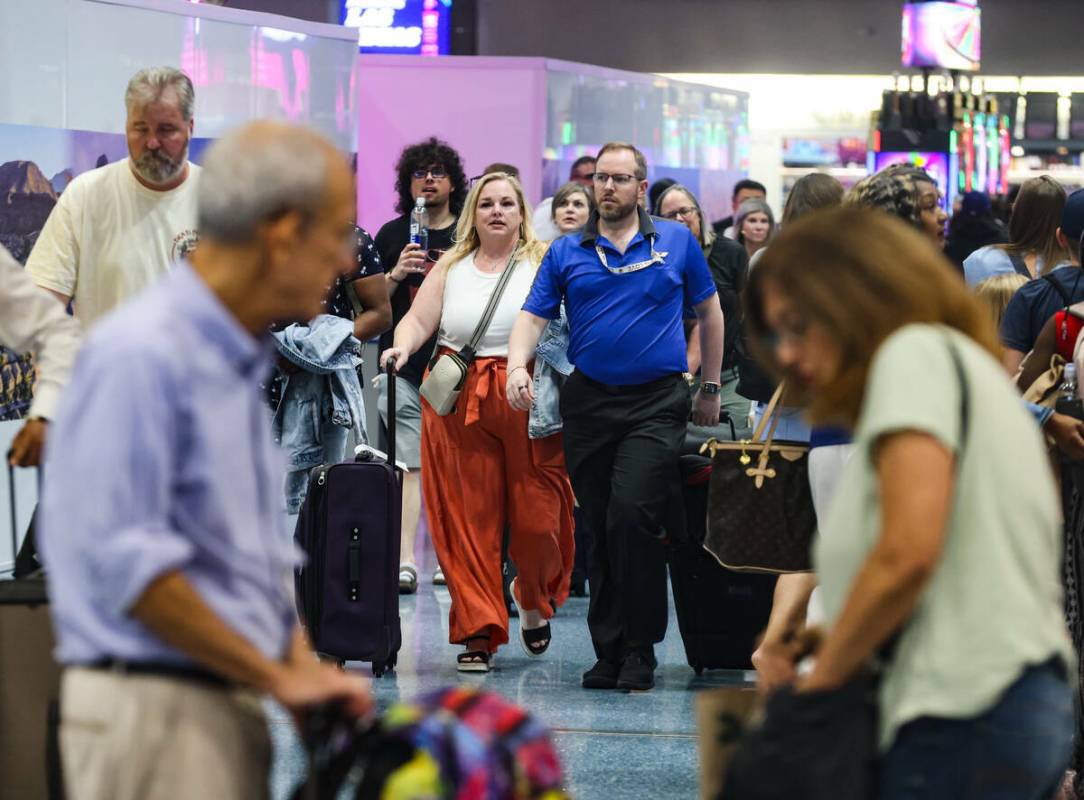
left=356, top=56, right=546, bottom=234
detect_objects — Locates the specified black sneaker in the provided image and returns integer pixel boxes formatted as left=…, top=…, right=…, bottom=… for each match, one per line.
left=581, top=659, right=620, bottom=689
left=616, top=651, right=655, bottom=692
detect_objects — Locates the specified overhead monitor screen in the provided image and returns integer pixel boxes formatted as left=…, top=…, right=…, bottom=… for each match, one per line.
left=342, top=0, right=452, bottom=55
left=901, top=2, right=981, bottom=72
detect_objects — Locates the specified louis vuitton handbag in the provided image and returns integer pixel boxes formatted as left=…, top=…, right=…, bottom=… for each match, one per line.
left=420, top=247, right=519, bottom=416
left=700, top=382, right=816, bottom=573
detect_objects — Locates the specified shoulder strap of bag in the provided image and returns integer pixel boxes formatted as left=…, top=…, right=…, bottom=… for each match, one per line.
left=1007, top=250, right=1030, bottom=278
left=459, top=246, right=520, bottom=363
left=749, top=382, right=785, bottom=443
left=1043, top=272, right=1073, bottom=311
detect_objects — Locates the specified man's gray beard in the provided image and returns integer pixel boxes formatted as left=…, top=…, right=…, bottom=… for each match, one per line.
left=131, top=143, right=188, bottom=185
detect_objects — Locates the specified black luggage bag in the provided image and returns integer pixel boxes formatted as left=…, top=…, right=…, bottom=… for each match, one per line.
left=294, top=362, right=403, bottom=676
left=669, top=454, right=776, bottom=674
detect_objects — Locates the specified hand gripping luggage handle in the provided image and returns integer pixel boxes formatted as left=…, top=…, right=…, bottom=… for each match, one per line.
left=384, top=357, right=396, bottom=469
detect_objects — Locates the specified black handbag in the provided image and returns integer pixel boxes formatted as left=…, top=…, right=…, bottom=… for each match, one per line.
left=721, top=336, right=972, bottom=800
left=700, top=382, right=815, bottom=573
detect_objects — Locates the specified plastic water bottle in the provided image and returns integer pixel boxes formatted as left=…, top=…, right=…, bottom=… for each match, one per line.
left=410, top=196, right=429, bottom=251
left=1056, top=363, right=1083, bottom=420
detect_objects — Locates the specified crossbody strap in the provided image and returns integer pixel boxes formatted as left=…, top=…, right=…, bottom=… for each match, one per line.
left=1007, top=250, right=1030, bottom=278
left=458, top=246, right=520, bottom=364
left=1043, top=272, right=1075, bottom=310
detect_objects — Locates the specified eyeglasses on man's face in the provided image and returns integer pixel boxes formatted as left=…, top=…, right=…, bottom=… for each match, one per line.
left=469, top=172, right=516, bottom=188
left=412, top=168, right=448, bottom=180
left=662, top=206, right=698, bottom=221
left=591, top=172, right=639, bottom=188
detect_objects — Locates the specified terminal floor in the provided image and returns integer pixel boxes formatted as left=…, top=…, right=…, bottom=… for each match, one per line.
left=268, top=566, right=755, bottom=799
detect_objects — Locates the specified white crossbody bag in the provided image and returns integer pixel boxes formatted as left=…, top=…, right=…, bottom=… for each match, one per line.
left=419, top=247, right=520, bottom=416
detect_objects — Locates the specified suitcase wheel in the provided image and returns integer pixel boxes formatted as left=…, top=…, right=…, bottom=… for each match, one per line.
left=372, top=652, right=399, bottom=678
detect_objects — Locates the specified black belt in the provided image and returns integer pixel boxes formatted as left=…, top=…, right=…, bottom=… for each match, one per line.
left=574, top=370, right=683, bottom=394
left=78, top=658, right=234, bottom=690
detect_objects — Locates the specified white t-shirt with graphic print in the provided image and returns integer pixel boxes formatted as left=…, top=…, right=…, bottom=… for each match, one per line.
left=27, top=158, right=200, bottom=327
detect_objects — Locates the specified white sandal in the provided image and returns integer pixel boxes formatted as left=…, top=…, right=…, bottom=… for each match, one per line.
left=399, top=563, right=418, bottom=594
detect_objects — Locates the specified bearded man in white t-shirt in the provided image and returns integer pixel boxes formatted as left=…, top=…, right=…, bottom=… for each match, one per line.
left=27, top=67, right=201, bottom=326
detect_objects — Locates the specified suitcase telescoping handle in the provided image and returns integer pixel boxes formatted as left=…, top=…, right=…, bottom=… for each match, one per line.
left=6, top=453, right=16, bottom=573
left=385, top=358, right=396, bottom=469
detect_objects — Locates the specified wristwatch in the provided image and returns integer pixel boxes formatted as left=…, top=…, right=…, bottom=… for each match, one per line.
left=699, top=381, right=721, bottom=396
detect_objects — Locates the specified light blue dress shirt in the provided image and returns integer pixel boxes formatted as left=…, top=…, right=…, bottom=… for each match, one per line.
left=39, top=262, right=299, bottom=666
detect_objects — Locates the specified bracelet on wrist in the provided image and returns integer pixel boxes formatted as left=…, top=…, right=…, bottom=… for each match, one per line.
left=509, top=365, right=529, bottom=377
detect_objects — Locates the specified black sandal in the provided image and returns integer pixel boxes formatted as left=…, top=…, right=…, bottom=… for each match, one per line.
left=510, top=579, right=552, bottom=657
left=521, top=622, right=551, bottom=657
left=457, top=635, right=493, bottom=673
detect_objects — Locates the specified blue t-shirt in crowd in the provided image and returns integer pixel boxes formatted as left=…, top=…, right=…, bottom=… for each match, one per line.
left=963, top=244, right=1067, bottom=288
left=523, top=208, right=716, bottom=385
left=1000, top=265, right=1084, bottom=353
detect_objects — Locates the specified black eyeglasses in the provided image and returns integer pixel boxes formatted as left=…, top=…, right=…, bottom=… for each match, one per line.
left=591, top=172, right=639, bottom=187
left=661, top=206, right=698, bottom=221
left=412, top=168, right=447, bottom=180
left=470, top=172, right=517, bottom=187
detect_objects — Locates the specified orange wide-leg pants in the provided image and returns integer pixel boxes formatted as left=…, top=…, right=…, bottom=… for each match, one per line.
left=421, top=356, right=575, bottom=651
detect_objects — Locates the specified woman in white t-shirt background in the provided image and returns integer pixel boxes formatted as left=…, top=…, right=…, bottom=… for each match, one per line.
left=380, top=173, right=575, bottom=674
left=743, top=207, right=1073, bottom=798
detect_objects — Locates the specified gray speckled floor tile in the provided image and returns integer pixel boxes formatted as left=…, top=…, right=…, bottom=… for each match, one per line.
left=271, top=562, right=753, bottom=800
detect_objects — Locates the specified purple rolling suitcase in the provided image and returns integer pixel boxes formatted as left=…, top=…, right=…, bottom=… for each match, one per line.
left=294, top=361, right=403, bottom=676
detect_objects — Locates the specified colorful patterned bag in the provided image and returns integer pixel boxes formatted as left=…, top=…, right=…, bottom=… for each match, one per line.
left=297, top=687, right=568, bottom=800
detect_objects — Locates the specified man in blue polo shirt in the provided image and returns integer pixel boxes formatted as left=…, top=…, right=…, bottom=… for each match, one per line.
left=507, top=142, right=724, bottom=691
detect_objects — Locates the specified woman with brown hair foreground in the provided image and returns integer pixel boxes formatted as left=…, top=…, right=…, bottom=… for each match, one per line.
left=742, top=207, right=1073, bottom=797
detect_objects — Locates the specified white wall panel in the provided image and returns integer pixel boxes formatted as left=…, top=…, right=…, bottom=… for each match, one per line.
left=0, top=0, right=357, bottom=148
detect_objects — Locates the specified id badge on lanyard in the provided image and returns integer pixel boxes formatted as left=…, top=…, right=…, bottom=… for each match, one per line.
left=595, top=234, right=668, bottom=275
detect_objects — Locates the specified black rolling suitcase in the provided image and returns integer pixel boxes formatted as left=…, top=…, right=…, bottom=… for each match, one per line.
left=669, top=454, right=776, bottom=674
left=294, top=361, right=403, bottom=676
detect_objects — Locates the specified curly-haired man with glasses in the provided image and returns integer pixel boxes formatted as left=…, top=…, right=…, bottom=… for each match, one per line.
left=375, top=137, right=468, bottom=593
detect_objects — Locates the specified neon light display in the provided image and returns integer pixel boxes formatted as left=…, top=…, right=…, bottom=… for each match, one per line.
left=873, top=151, right=952, bottom=208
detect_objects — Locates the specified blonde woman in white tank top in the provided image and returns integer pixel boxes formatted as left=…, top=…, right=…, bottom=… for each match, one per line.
left=380, top=173, right=575, bottom=673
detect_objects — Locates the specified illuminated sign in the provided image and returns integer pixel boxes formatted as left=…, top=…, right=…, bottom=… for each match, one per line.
left=342, top=0, right=452, bottom=56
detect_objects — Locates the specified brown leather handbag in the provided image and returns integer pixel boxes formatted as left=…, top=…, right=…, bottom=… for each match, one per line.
left=700, top=382, right=816, bottom=573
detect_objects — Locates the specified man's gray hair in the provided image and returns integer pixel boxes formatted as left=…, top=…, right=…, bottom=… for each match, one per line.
left=197, top=123, right=332, bottom=244
left=125, top=67, right=195, bottom=121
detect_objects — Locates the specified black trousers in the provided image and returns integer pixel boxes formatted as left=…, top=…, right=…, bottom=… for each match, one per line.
left=560, top=370, right=690, bottom=663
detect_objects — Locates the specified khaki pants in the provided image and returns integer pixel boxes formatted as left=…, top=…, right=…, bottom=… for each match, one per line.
left=60, top=668, right=271, bottom=800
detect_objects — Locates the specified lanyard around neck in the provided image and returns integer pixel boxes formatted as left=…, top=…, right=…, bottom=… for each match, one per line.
left=594, top=233, right=668, bottom=275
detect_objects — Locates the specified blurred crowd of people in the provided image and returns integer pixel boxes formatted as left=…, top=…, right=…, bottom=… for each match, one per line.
left=5, top=64, right=1084, bottom=799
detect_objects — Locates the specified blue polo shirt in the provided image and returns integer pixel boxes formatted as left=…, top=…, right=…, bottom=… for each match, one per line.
left=524, top=208, right=716, bottom=385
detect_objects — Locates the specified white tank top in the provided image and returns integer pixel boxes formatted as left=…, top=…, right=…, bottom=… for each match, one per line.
left=437, top=251, right=537, bottom=358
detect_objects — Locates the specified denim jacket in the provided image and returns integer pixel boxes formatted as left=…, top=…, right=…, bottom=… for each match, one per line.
left=528, top=310, right=572, bottom=439
left=271, top=315, right=367, bottom=457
